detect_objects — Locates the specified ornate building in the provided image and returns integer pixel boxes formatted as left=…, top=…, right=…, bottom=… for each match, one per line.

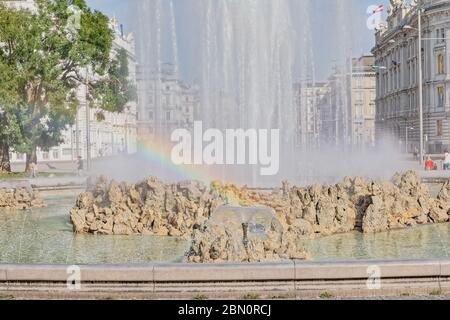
left=318, top=55, right=376, bottom=149
left=373, top=0, right=450, bottom=153
left=136, top=63, right=198, bottom=141
left=294, top=81, right=328, bottom=149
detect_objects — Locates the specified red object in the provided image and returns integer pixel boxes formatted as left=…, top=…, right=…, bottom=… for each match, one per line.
left=425, top=159, right=435, bottom=171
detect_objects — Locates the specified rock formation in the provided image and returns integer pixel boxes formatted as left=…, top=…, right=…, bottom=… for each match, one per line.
left=0, top=188, right=46, bottom=209
left=186, top=206, right=309, bottom=263
left=70, top=176, right=221, bottom=238
left=70, top=171, right=450, bottom=263
left=210, top=170, right=450, bottom=236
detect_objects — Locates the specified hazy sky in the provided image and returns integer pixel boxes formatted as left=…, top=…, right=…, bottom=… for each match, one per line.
left=86, top=0, right=390, bottom=81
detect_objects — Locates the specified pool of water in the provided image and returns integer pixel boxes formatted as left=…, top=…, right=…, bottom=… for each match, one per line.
left=0, top=194, right=189, bottom=265
left=2, top=193, right=450, bottom=264
left=300, top=223, right=450, bottom=261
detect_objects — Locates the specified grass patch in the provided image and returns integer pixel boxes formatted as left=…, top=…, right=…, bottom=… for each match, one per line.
left=271, top=294, right=291, bottom=300
left=0, top=172, right=29, bottom=179
left=319, top=292, right=334, bottom=299
left=193, top=295, right=208, bottom=300
left=430, top=289, right=442, bottom=296
left=400, top=293, right=411, bottom=297
left=0, top=293, right=15, bottom=300
left=242, top=293, right=261, bottom=300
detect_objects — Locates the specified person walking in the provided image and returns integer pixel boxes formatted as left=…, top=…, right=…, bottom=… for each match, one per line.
left=76, top=156, right=84, bottom=176
left=29, top=162, right=37, bottom=179
left=413, top=147, right=419, bottom=161
left=444, top=152, right=450, bottom=171
left=425, top=156, right=436, bottom=171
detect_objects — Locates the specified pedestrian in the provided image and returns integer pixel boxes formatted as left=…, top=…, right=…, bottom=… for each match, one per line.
left=413, top=147, right=419, bottom=161
left=29, top=162, right=37, bottom=179
left=425, top=156, right=435, bottom=171
left=444, top=152, right=450, bottom=170
left=76, top=156, right=84, bottom=176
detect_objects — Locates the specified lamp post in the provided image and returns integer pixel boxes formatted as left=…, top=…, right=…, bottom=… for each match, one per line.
left=403, top=8, right=424, bottom=164
left=85, top=68, right=91, bottom=172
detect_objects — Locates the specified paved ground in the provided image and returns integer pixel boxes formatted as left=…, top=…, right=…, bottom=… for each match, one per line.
left=4, top=153, right=450, bottom=190
left=0, top=290, right=449, bottom=300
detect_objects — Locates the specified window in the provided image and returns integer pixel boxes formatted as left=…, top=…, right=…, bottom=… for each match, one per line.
left=149, top=111, right=154, bottom=120
left=437, top=120, right=444, bottom=137
left=42, top=152, right=49, bottom=160
left=438, top=54, right=445, bottom=74
left=62, top=149, right=72, bottom=156
left=438, top=87, right=445, bottom=108
left=166, top=111, right=171, bottom=121
left=52, top=150, right=59, bottom=159
left=442, top=28, right=446, bottom=43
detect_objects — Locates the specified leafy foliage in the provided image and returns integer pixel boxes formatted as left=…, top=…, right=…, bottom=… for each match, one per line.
left=0, top=0, right=135, bottom=169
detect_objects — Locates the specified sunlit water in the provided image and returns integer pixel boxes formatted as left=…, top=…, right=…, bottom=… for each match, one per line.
left=2, top=193, right=450, bottom=264
left=0, top=194, right=189, bottom=265
left=300, top=223, right=450, bottom=261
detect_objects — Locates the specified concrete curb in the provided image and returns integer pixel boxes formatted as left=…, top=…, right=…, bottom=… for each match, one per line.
left=0, top=259, right=448, bottom=282
left=1, top=259, right=450, bottom=298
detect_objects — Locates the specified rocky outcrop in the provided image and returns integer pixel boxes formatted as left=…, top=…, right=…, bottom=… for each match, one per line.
left=186, top=205, right=310, bottom=263
left=0, top=188, right=46, bottom=209
left=208, top=171, right=450, bottom=236
left=70, top=171, right=450, bottom=263
left=187, top=217, right=309, bottom=263
left=70, top=176, right=221, bottom=238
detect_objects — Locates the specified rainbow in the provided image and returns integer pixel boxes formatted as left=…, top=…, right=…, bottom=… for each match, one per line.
left=136, top=136, right=247, bottom=205
left=137, top=137, right=208, bottom=182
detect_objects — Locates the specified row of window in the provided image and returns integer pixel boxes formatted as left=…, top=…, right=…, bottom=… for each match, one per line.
left=378, top=86, right=446, bottom=116
left=13, top=149, right=73, bottom=161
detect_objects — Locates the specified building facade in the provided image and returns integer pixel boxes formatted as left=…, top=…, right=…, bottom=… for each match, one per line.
left=294, top=81, right=328, bottom=149
left=319, top=55, right=376, bottom=149
left=137, top=63, right=198, bottom=141
left=6, top=1, right=138, bottom=163
left=373, top=0, right=450, bottom=153
left=66, top=21, right=138, bottom=163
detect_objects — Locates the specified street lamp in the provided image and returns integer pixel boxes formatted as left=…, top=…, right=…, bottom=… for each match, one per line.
left=403, top=8, right=424, bottom=164
left=84, top=67, right=92, bottom=172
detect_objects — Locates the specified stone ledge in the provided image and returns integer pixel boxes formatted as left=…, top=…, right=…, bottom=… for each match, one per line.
left=0, top=259, right=448, bottom=283
left=293, top=259, right=442, bottom=280
left=153, top=262, right=295, bottom=282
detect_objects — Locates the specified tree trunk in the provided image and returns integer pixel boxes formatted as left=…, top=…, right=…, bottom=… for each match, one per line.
left=25, top=145, right=37, bottom=173
left=0, top=142, right=11, bottom=173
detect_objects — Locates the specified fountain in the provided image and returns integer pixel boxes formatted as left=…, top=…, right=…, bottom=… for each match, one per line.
left=131, top=0, right=322, bottom=186
left=208, top=205, right=280, bottom=240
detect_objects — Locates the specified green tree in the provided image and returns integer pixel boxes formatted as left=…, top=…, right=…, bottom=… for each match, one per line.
left=0, top=0, right=135, bottom=172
